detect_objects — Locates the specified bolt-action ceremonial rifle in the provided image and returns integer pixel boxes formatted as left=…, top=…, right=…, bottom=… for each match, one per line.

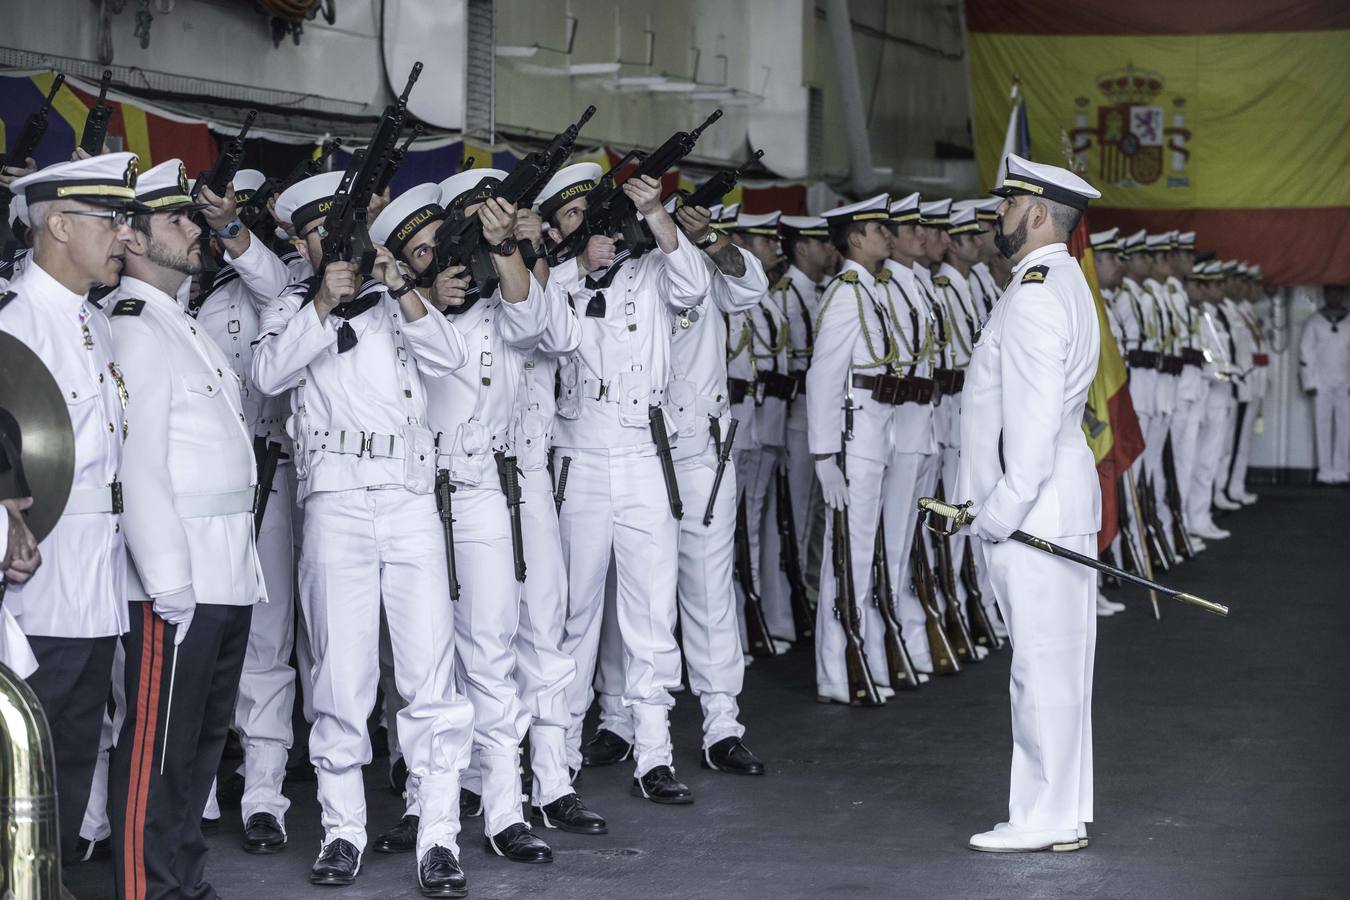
left=196, top=109, right=257, bottom=199
left=80, top=70, right=114, bottom=156
left=831, top=398, right=883, bottom=705
left=546, top=109, right=723, bottom=266
left=679, top=149, right=764, bottom=211
left=0, top=73, right=65, bottom=222
left=1122, top=469, right=1162, bottom=619
left=933, top=478, right=981, bottom=664
left=319, top=61, right=421, bottom=276
left=495, top=451, right=527, bottom=583
left=908, top=524, right=962, bottom=676
left=1161, top=434, right=1195, bottom=560
left=960, top=536, right=1003, bottom=651
left=424, top=105, right=596, bottom=300
left=918, top=497, right=1229, bottom=616
left=735, top=492, right=778, bottom=658
left=1136, top=469, right=1174, bottom=572
left=703, top=417, right=738, bottom=526
left=435, top=468, right=461, bottom=602
left=774, top=465, right=813, bottom=640
left=871, top=520, right=921, bottom=690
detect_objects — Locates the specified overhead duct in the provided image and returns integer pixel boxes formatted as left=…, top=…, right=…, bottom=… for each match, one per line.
left=824, top=0, right=878, bottom=196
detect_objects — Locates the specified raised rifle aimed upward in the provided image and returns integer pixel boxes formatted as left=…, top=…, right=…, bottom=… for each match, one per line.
left=80, top=70, right=115, bottom=156
left=196, top=110, right=257, bottom=199
left=681, top=148, right=764, bottom=211
left=0, top=73, right=65, bottom=222
left=546, top=108, right=723, bottom=266
left=238, top=138, right=343, bottom=232
left=318, top=61, right=422, bottom=275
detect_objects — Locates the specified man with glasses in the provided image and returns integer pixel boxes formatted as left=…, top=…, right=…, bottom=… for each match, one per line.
left=0, top=153, right=145, bottom=883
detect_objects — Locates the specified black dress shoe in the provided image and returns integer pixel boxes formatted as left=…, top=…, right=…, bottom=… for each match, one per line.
left=701, top=737, right=765, bottom=776
left=74, top=836, right=111, bottom=863
left=532, top=793, right=608, bottom=835
left=242, top=812, right=287, bottom=854
left=484, top=823, right=553, bottom=863
left=630, top=765, right=693, bottom=804
left=310, top=838, right=361, bottom=885
left=582, top=729, right=633, bottom=767
left=389, top=757, right=409, bottom=796
left=200, top=817, right=220, bottom=834
left=373, top=814, right=419, bottom=854
left=459, top=788, right=482, bottom=818
left=418, top=845, right=468, bottom=898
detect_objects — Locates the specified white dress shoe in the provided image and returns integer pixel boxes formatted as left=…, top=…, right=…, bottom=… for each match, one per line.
left=973, top=645, right=990, bottom=660
left=1077, top=823, right=1089, bottom=848
left=1098, top=595, right=1125, bottom=613
left=991, top=618, right=1009, bottom=639
left=771, top=639, right=793, bottom=655
left=743, top=654, right=754, bottom=667
left=968, top=822, right=1081, bottom=853
left=916, top=672, right=931, bottom=684
left=815, top=683, right=885, bottom=705
left=1189, top=522, right=1231, bottom=540
left=1189, top=536, right=1207, bottom=553
left=909, top=653, right=935, bottom=675
left=1239, top=491, right=1258, bottom=504
left=1213, top=494, right=1242, bottom=511
left=1095, top=598, right=1116, bottom=617
left=877, top=684, right=896, bottom=700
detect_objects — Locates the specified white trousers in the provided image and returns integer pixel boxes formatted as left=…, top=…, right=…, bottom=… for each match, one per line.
left=1169, top=396, right=1205, bottom=530
left=785, top=418, right=819, bottom=567
left=1313, top=389, right=1350, bottom=481
left=234, top=463, right=297, bottom=827
left=299, top=488, right=474, bottom=857
left=597, top=450, right=745, bottom=749
left=558, top=447, right=680, bottom=778
left=1224, top=402, right=1255, bottom=496
left=79, top=643, right=125, bottom=843
left=732, top=446, right=781, bottom=646
left=1188, top=390, right=1234, bottom=527
left=984, top=533, right=1096, bottom=830
left=516, top=469, right=578, bottom=807
left=1141, top=411, right=1175, bottom=549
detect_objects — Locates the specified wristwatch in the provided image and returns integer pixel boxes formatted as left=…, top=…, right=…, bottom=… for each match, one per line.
left=389, top=277, right=419, bottom=299
left=490, top=238, right=518, bottom=257
left=212, top=217, right=244, bottom=240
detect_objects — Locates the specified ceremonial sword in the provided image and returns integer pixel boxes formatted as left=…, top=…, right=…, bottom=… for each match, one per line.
left=917, top=497, right=1228, bottom=617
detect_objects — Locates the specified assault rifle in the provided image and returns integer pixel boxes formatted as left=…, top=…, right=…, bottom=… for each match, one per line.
left=196, top=110, right=257, bottom=199
left=374, top=124, right=423, bottom=196
left=238, top=138, right=342, bottom=232
left=680, top=149, right=763, bottom=211
left=424, top=105, right=596, bottom=299
left=319, top=61, right=422, bottom=275
left=0, top=73, right=65, bottom=223
left=80, top=70, right=114, bottom=156
left=546, top=109, right=723, bottom=266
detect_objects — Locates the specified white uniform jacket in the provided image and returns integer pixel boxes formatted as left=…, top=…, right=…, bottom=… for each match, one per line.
left=251, top=278, right=468, bottom=501
left=772, top=264, right=823, bottom=377
left=666, top=245, right=764, bottom=462
left=550, top=231, right=711, bottom=451
left=512, top=278, right=582, bottom=473
left=426, top=279, right=548, bottom=487
left=0, top=262, right=128, bottom=638
left=1218, top=297, right=1256, bottom=403
left=1298, top=309, right=1350, bottom=392
left=880, top=259, right=938, bottom=456
left=956, top=243, right=1101, bottom=541
left=108, top=277, right=264, bottom=607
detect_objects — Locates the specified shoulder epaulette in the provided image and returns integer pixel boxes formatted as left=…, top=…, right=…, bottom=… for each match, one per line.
left=773, top=275, right=791, bottom=292
left=111, top=298, right=145, bottom=317
left=839, top=270, right=860, bottom=284
left=933, top=274, right=951, bottom=287
left=0, top=290, right=16, bottom=313
left=1021, top=265, right=1049, bottom=285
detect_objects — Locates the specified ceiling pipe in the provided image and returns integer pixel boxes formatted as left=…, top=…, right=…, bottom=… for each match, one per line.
left=824, top=0, right=878, bottom=195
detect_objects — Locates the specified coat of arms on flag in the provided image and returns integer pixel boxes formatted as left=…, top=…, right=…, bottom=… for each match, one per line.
left=1069, top=63, right=1191, bottom=188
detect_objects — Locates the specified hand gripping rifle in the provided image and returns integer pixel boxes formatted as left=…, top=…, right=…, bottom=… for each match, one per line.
left=196, top=109, right=257, bottom=199
left=435, top=468, right=461, bottom=602
left=735, top=492, right=778, bottom=658
left=774, top=464, right=813, bottom=640
left=546, top=109, right=723, bottom=266
left=680, top=148, right=764, bottom=211
left=319, top=62, right=422, bottom=276
left=0, top=73, right=65, bottom=221
left=80, top=70, right=114, bottom=156
left=495, top=451, right=527, bottom=583
left=831, top=397, right=883, bottom=705
left=702, top=417, right=737, bottom=526
left=425, top=105, right=596, bottom=299
left=918, top=497, right=1229, bottom=616
left=871, top=519, right=921, bottom=690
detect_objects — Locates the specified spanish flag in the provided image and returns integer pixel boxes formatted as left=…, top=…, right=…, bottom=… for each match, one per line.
left=967, top=0, right=1350, bottom=284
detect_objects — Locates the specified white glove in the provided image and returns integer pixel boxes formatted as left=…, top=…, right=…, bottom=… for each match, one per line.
left=153, top=586, right=196, bottom=646
left=814, top=458, right=849, bottom=510
left=968, top=503, right=1012, bottom=544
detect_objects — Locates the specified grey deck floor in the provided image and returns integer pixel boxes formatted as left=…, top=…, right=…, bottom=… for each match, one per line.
left=64, top=485, right=1350, bottom=899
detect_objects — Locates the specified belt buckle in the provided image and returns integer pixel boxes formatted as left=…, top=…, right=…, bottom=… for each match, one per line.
left=110, top=480, right=124, bottom=515
left=596, top=380, right=608, bottom=401
left=753, top=381, right=766, bottom=406
left=359, top=430, right=374, bottom=458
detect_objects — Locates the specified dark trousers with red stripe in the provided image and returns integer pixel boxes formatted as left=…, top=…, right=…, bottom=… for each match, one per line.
left=25, top=634, right=119, bottom=862
left=110, top=601, right=252, bottom=900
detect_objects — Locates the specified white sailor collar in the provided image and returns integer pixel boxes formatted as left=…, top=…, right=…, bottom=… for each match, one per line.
left=1010, top=242, right=1068, bottom=279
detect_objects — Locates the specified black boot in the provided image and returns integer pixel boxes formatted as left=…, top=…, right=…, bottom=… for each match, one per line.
left=373, top=814, right=419, bottom=854
left=532, top=793, right=608, bottom=835
left=310, top=838, right=361, bottom=885
left=484, top=823, right=553, bottom=863
left=630, top=765, right=693, bottom=804
left=459, top=788, right=482, bottom=818
left=242, top=812, right=287, bottom=854
left=701, top=737, right=765, bottom=775
left=581, top=729, right=633, bottom=767
left=417, top=845, right=468, bottom=898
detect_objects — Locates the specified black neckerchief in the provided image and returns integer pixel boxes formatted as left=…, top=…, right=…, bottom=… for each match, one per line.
left=301, top=277, right=383, bottom=353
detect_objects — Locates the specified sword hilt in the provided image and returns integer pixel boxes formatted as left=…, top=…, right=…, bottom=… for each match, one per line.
left=918, top=496, right=973, bottom=535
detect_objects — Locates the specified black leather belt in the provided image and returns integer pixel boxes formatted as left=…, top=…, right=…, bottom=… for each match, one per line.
left=1126, top=349, right=1162, bottom=369
left=1181, top=348, right=1205, bottom=367
left=933, top=368, right=965, bottom=395
left=728, top=377, right=754, bottom=406
left=760, top=371, right=797, bottom=401
left=851, top=372, right=936, bottom=405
